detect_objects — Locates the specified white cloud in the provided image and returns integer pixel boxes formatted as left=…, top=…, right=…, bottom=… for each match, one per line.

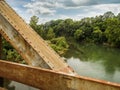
left=92, top=4, right=120, bottom=15
left=6, top=0, right=120, bottom=24
left=60, top=0, right=120, bottom=8
left=29, top=3, right=120, bottom=24
left=6, top=0, right=28, bottom=7
left=72, top=0, right=90, bottom=5
left=75, top=4, right=120, bottom=20
left=26, top=6, right=56, bottom=16
left=24, top=0, right=63, bottom=16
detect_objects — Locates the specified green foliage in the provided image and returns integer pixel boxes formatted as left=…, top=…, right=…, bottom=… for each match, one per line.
left=28, top=11, right=120, bottom=56
left=92, top=27, right=103, bottom=43
left=102, top=11, right=115, bottom=20
left=5, top=49, right=25, bottom=63
left=2, top=38, right=25, bottom=64
left=50, top=37, right=69, bottom=55
left=46, top=28, right=55, bottom=40
left=74, top=29, right=84, bottom=40
left=117, top=13, right=120, bottom=20
left=29, top=16, right=39, bottom=30
left=105, top=18, right=120, bottom=47
left=29, top=16, right=45, bottom=38
left=29, top=16, right=69, bottom=54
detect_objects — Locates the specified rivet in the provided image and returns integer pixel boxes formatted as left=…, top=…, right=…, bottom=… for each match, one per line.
left=38, top=51, right=41, bottom=53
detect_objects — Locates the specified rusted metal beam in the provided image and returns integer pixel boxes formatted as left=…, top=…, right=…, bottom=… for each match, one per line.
left=0, top=60, right=120, bottom=90
left=0, top=34, right=2, bottom=59
left=0, top=0, right=75, bottom=74
left=0, top=87, right=7, bottom=90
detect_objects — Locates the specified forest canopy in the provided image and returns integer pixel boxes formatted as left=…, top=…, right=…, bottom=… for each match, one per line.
left=30, top=11, right=120, bottom=48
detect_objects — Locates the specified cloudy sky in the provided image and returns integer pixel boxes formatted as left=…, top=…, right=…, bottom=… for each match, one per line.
left=6, top=0, right=120, bottom=24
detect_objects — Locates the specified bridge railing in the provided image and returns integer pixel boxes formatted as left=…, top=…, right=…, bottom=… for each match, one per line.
left=0, top=60, right=120, bottom=90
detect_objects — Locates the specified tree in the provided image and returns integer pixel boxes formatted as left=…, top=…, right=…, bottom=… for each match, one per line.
left=102, top=11, right=115, bottom=20
left=50, top=37, right=69, bottom=55
left=46, top=28, right=55, bottom=40
left=28, top=11, right=120, bottom=48
left=29, top=16, right=39, bottom=32
left=117, top=13, right=120, bottom=20
left=105, top=18, right=120, bottom=47
left=92, top=27, right=102, bottom=43
left=74, top=29, right=84, bottom=41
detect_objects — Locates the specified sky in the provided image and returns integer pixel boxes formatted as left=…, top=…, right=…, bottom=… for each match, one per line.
left=6, top=0, right=120, bottom=24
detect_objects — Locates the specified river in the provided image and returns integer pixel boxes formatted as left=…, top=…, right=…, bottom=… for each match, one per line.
left=64, top=43, right=120, bottom=83
left=5, top=43, right=120, bottom=89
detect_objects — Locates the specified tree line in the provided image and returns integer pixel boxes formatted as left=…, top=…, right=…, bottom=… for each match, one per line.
left=30, top=11, right=120, bottom=48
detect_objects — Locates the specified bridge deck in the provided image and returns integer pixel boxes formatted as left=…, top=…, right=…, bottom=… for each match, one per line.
left=0, top=0, right=75, bottom=74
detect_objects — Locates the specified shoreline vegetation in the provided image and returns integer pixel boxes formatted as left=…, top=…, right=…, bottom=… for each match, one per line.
left=2, top=11, right=120, bottom=63
left=29, top=11, right=120, bottom=53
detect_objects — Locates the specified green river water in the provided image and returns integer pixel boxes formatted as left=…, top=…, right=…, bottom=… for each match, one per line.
left=65, top=43, right=120, bottom=83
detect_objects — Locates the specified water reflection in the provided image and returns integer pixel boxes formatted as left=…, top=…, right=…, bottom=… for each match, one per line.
left=64, top=43, right=120, bottom=83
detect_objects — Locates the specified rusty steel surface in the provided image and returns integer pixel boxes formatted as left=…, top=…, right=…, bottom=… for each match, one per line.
left=0, top=0, right=75, bottom=74
left=0, top=60, right=120, bottom=90
left=0, top=87, right=7, bottom=90
left=0, top=34, right=2, bottom=58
